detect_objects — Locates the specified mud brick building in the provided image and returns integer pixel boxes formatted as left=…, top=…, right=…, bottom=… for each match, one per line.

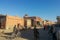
left=0, top=14, right=24, bottom=32
left=24, top=14, right=43, bottom=28
left=43, top=20, right=55, bottom=26
left=0, top=14, right=44, bottom=32
left=0, top=14, right=55, bottom=33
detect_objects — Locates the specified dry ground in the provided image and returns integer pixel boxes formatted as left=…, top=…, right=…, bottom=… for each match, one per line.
left=0, top=27, right=59, bottom=40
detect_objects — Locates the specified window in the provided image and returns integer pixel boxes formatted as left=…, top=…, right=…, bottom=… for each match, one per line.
left=37, top=21, right=43, bottom=27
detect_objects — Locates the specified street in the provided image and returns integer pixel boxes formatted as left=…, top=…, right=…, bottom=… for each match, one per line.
left=0, top=27, right=60, bottom=40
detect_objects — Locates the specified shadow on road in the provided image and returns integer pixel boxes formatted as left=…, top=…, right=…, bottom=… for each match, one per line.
left=0, top=28, right=45, bottom=40
left=19, top=28, right=43, bottom=40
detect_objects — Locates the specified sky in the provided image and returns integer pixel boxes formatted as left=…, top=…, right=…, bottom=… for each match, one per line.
left=0, top=0, right=60, bottom=21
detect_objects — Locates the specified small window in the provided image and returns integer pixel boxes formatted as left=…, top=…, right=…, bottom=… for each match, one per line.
left=37, top=21, right=43, bottom=27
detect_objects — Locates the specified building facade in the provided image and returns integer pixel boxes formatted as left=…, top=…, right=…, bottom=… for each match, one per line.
left=56, top=16, right=60, bottom=24
left=24, top=14, right=43, bottom=29
left=0, top=15, right=24, bottom=33
left=43, top=20, right=55, bottom=26
left=0, top=14, right=55, bottom=33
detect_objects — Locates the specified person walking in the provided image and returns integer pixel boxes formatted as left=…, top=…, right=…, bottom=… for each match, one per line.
left=44, top=25, right=47, bottom=30
left=12, top=25, right=17, bottom=38
left=48, top=25, right=54, bottom=34
left=52, top=31, right=57, bottom=40
left=48, top=25, right=57, bottom=40
left=52, top=25, right=57, bottom=40
left=16, top=24, right=21, bottom=37
left=13, top=25, right=17, bottom=33
left=33, top=25, right=39, bottom=40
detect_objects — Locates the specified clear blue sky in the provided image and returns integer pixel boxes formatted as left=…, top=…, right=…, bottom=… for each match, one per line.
left=0, top=0, right=60, bottom=21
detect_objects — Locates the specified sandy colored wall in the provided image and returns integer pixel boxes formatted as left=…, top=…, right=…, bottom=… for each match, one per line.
left=5, top=15, right=24, bottom=32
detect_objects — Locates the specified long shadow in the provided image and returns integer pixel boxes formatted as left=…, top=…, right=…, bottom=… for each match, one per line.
left=20, top=29, right=34, bottom=40
left=1, top=28, right=44, bottom=40
left=19, top=28, right=44, bottom=40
